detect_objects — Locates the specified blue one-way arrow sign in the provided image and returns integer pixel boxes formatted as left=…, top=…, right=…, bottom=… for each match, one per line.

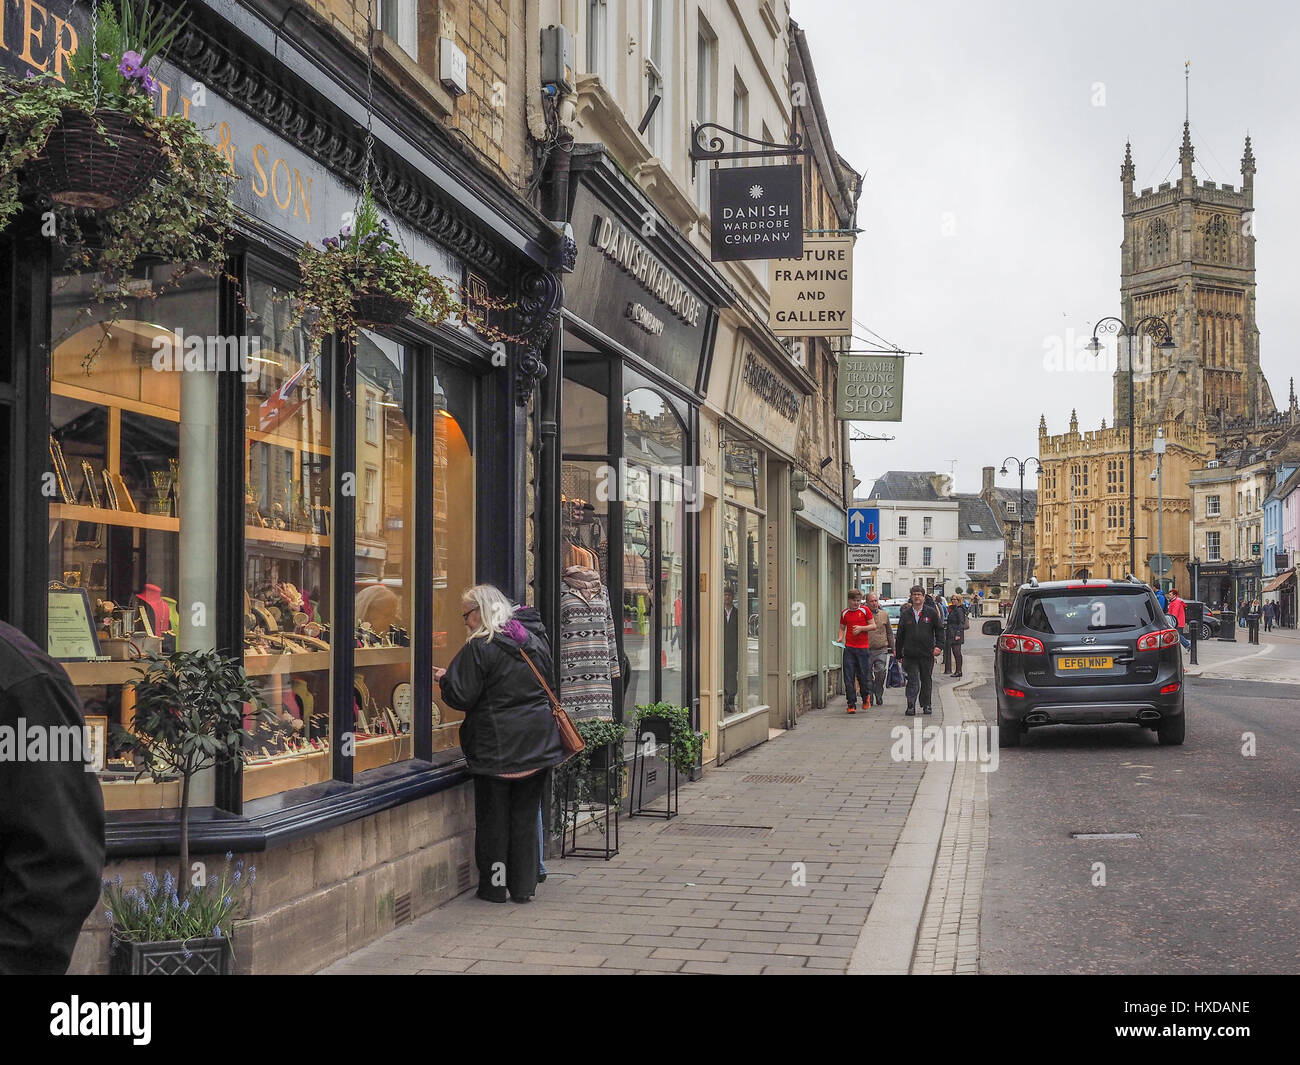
left=848, top=507, right=879, bottom=545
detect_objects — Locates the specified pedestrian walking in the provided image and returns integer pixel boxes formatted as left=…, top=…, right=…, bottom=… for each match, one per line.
left=837, top=589, right=877, bottom=714
left=1246, top=599, right=1262, bottom=644
left=1166, top=588, right=1190, bottom=650
left=897, top=585, right=944, bottom=716
left=865, top=592, right=894, bottom=707
left=436, top=584, right=564, bottom=904
left=0, top=619, right=105, bottom=974
left=946, top=594, right=968, bottom=678
left=1155, top=584, right=1168, bottom=611
left=1264, top=601, right=1275, bottom=632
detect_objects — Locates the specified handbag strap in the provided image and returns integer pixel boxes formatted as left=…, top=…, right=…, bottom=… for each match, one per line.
left=517, top=646, right=562, bottom=714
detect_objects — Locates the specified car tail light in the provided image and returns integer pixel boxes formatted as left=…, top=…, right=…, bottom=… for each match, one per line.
left=1160, top=682, right=1181, bottom=694
left=1137, top=628, right=1179, bottom=651
left=998, top=634, right=1045, bottom=654
left=1003, top=687, right=1026, bottom=698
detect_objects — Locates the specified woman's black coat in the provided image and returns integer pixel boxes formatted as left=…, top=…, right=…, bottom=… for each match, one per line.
left=438, top=608, right=565, bottom=776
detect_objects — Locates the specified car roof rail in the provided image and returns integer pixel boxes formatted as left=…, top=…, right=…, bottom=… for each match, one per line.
left=1124, top=573, right=1143, bottom=584
left=1028, top=576, right=1039, bottom=587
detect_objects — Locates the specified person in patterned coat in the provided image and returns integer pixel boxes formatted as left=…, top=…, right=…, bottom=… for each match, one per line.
left=558, top=565, right=621, bottom=719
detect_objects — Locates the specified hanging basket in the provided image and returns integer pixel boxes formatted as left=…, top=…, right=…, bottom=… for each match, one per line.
left=23, top=108, right=163, bottom=210
left=353, top=289, right=414, bottom=328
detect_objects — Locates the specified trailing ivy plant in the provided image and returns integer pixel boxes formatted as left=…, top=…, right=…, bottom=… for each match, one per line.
left=551, top=716, right=627, bottom=834
left=632, top=701, right=705, bottom=779
left=0, top=0, right=237, bottom=371
left=295, top=185, right=460, bottom=353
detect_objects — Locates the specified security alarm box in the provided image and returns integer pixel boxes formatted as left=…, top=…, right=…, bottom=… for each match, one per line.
left=541, top=25, right=575, bottom=93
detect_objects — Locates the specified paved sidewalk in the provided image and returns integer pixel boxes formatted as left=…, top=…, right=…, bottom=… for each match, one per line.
left=321, top=687, right=951, bottom=975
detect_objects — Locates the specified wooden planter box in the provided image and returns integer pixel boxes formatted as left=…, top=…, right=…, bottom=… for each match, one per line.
left=109, top=935, right=232, bottom=975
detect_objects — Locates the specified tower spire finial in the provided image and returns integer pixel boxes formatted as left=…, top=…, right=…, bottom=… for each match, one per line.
left=1121, top=139, right=1135, bottom=185
left=1185, top=59, right=1190, bottom=124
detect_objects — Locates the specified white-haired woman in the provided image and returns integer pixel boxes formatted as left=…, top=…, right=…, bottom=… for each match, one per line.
left=435, top=584, right=563, bottom=903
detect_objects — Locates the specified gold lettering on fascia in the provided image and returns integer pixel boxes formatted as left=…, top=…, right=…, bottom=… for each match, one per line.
left=742, top=351, right=800, bottom=422
left=592, top=214, right=702, bottom=328
left=5, top=12, right=312, bottom=224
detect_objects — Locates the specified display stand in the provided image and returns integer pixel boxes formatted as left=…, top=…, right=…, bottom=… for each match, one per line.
left=560, top=743, right=620, bottom=860
left=629, top=729, right=679, bottom=820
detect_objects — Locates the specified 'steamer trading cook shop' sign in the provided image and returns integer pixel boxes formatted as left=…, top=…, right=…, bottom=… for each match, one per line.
left=709, top=164, right=803, bottom=263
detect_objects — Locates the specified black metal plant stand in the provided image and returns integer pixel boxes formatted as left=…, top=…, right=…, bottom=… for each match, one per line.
left=629, top=726, right=679, bottom=820
left=560, top=743, right=619, bottom=860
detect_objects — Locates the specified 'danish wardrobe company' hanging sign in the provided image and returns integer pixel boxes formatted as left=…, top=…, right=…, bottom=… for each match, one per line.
left=709, top=164, right=803, bottom=263
left=769, top=235, right=853, bottom=336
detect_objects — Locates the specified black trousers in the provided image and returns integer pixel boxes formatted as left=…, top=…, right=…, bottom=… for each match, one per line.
left=473, top=771, right=547, bottom=901
left=950, top=639, right=964, bottom=674
left=903, top=653, right=935, bottom=710
left=1247, top=620, right=1260, bottom=644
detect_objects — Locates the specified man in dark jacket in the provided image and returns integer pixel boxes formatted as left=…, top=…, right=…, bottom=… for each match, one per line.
left=896, top=586, right=944, bottom=716
left=0, top=620, right=105, bottom=974
left=437, top=587, right=564, bottom=903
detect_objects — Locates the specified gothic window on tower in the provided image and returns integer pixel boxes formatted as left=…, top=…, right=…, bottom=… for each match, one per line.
left=1204, top=215, right=1230, bottom=262
left=1146, top=218, right=1171, bottom=263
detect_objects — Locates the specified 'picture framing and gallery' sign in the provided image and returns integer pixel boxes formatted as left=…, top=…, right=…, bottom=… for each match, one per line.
left=837, top=355, right=904, bottom=422
left=709, top=164, right=803, bottom=262
left=769, top=235, right=853, bottom=335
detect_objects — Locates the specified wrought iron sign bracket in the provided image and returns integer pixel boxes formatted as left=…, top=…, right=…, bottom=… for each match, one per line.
left=690, top=122, right=806, bottom=163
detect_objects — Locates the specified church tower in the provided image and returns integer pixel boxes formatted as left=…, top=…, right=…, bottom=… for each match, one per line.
left=1115, top=126, right=1275, bottom=432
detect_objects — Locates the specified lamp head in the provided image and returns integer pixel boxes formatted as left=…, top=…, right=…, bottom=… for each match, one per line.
left=1086, top=336, right=1103, bottom=355
left=999, top=466, right=1008, bottom=476
left=1159, top=334, right=1176, bottom=351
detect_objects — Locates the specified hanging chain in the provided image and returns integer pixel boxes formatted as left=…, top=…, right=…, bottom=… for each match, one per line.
left=91, top=0, right=100, bottom=107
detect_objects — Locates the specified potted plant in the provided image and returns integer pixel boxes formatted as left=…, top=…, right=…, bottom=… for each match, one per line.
left=102, top=854, right=253, bottom=975
left=552, top=717, right=627, bottom=829
left=105, top=649, right=272, bottom=973
left=632, top=701, right=705, bottom=780
left=0, top=0, right=237, bottom=369
left=296, top=186, right=459, bottom=350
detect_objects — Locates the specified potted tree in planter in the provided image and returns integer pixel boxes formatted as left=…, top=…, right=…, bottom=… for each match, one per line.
left=0, top=0, right=237, bottom=371
left=105, top=649, right=272, bottom=974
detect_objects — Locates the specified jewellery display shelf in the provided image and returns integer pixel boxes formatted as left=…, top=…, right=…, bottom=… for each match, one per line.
left=50, top=381, right=184, bottom=812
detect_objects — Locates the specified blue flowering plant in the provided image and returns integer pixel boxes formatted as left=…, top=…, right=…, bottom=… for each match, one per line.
left=102, top=854, right=255, bottom=955
left=0, top=0, right=236, bottom=368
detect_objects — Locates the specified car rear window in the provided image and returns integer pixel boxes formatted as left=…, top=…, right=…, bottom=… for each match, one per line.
left=1021, top=589, right=1162, bottom=634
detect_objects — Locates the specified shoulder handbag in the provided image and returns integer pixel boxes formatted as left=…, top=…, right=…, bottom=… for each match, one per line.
left=518, top=647, right=585, bottom=759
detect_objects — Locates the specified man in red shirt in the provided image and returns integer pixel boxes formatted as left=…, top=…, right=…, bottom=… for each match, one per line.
left=837, top=589, right=877, bottom=714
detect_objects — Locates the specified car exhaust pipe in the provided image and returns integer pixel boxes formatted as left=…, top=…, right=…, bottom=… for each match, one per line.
left=1025, top=712, right=1049, bottom=725
left=1138, top=710, right=1162, bottom=722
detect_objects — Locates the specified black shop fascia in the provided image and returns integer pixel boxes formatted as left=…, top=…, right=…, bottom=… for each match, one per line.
left=537, top=146, right=732, bottom=729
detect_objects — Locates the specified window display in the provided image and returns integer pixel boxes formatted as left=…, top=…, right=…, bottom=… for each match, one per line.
left=351, top=333, right=415, bottom=773
left=48, top=261, right=216, bottom=811
left=241, top=276, right=333, bottom=798
left=433, top=365, right=476, bottom=752
left=721, top=439, right=765, bottom=715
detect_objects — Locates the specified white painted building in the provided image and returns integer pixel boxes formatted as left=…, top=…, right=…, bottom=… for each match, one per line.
left=862, top=472, right=962, bottom=599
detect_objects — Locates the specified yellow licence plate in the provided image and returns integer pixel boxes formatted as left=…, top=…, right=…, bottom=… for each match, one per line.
left=1057, top=656, right=1114, bottom=670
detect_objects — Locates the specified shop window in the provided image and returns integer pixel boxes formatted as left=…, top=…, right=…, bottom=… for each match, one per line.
left=793, top=524, right=817, bottom=676
left=623, top=463, right=654, bottom=712
left=723, top=439, right=762, bottom=507
left=744, top=510, right=762, bottom=709
left=242, top=277, right=333, bottom=799
left=431, top=363, right=476, bottom=752
left=721, top=502, right=763, bottom=715
left=351, top=333, right=415, bottom=773
left=660, top=476, right=686, bottom=710
left=48, top=261, right=218, bottom=810
left=561, top=461, right=611, bottom=584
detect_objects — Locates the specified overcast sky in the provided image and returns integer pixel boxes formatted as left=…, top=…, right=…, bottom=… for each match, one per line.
left=793, top=0, right=1300, bottom=500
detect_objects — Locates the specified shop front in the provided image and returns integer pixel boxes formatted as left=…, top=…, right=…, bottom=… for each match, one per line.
left=794, top=487, right=848, bottom=716
left=707, top=328, right=813, bottom=763
left=538, top=146, right=728, bottom=775
left=1, top=1, right=560, bottom=973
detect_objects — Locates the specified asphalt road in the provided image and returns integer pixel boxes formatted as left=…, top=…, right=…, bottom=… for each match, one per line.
left=974, top=663, right=1300, bottom=974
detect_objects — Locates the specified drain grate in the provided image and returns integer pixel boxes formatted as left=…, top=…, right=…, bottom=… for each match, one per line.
left=742, top=773, right=805, bottom=784
left=1070, top=832, right=1141, bottom=840
left=662, top=822, right=772, bottom=839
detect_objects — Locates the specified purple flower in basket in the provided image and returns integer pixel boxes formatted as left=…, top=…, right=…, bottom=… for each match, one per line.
left=140, top=71, right=159, bottom=94
left=119, top=51, right=144, bottom=79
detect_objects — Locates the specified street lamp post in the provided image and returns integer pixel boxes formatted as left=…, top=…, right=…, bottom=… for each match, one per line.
left=1000, top=456, right=1043, bottom=586
left=1087, top=315, right=1177, bottom=576
left=1151, top=427, right=1166, bottom=589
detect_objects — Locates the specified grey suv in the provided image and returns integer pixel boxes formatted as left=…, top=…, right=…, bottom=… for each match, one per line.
left=987, top=578, right=1185, bottom=748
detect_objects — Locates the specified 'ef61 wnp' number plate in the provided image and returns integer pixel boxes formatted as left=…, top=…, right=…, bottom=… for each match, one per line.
left=1057, top=655, right=1114, bottom=671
